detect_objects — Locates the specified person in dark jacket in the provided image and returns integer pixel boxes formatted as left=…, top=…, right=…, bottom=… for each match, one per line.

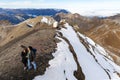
left=21, top=47, right=28, bottom=70
left=20, top=45, right=37, bottom=71
left=27, top=46, right=37, bottom=70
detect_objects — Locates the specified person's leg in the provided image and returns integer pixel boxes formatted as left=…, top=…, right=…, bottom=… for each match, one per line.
left=24, top=59, right=28, bottom=70
left=23, top=62, right=27, bottom=70
left=22, top=60, right=27, bottom=70
left=22, top=61, right=26, bottom=67
left=31, top=61, right=37, bottom=70
left=27, top=59, right=32, bottom=70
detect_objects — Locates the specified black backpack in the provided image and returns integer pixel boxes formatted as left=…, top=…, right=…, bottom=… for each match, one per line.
left=32, top=48, right=37, bottom=58
left=29, top=48, right=37, bottom=61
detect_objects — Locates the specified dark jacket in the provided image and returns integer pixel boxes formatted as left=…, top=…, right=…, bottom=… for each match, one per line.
left=21, top=51, right=28, bottom=66
left=29, top=50, right=36, bottom=62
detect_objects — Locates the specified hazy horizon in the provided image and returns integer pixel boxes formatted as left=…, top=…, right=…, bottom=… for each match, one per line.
left=0, top=0, right=120, bottom=16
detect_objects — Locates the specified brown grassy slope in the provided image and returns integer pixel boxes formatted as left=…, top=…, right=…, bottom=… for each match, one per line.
left=0, top=17, right=57, bottom=80
left=85, top=20, right=120, bottom=54
left=0, top=20, right=11, bottom=26
left=0, top=25, right=13, bottom=42
left=84, top=19, right=120, bottom=65
left=0, top=16, right=56, bottom=47
left=0, top=16, right=43, bottom=47
left=54, top=13, right=103, bottom=33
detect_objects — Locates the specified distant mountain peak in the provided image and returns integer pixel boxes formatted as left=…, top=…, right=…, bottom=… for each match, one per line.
left=0, top=8, right=69, bottom=24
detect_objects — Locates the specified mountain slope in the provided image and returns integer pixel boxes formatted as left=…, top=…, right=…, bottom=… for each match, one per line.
left=85, top=19, right=120, bottom=65
left=0, top=16, right=120, bottom=80
left=0, top=16, right=58, bottom=80
left=34, top=23, right=120, bottom=80
left=108, top=14, right=120, bottom=23
left=54, top=13, right=120, bottom=65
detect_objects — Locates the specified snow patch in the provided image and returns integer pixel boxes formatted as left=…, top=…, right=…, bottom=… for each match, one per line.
left=34, top=22, right=120, bottom=80
left=53, top=21, right=58, bottom=28
left=28, top=14, right=37, bottom=17
left=41, top=17, right=48, bottom=24
left=15, top=15, right=25, bottom=21
left=34, top=37, right=77, bottom=80
left=60, top=23, right=120, bottom=80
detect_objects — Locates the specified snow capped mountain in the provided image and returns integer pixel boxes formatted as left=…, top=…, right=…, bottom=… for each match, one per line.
left=34, top=23, right=120, bottom=80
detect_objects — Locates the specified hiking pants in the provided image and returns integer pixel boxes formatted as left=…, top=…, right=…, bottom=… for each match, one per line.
left=27, top=59, right=37, bottom=70
left=27, top=59, right=31, bottom=70
left=31, top=61, right=37, bottom=70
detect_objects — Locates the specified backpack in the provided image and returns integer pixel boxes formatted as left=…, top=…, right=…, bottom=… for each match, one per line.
left=30, top=48, right=37, bottom=59
left=32, top=48, right=37, bottom=57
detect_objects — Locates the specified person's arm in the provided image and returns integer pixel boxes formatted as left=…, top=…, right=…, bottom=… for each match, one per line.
left=21, top=51, right=23, bottom=57
left=26, top=48, right=31, bottom=58
left=28, top=48, right=31, bottom=54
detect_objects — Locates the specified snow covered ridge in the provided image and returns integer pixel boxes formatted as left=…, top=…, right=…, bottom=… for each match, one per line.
left=15, top=16, right=58, bottom=28
left=41, top=17, right=48, bottom=24
left=34, top=37, right=78, bottom=80
left=34, top=23, right=120, bottom=80
left=41, top=17, right=58, bottom=28
left=24, top=16, right=58, bottom=28
left=77, top=32, right=120, bottom=79
left=77, top=32, right=110, bottom=57
left=59, top=23, right=120, bottom=80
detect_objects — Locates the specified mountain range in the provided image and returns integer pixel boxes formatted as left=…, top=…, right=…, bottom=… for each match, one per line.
left=0, top=9, right=120, bottom=80
left=0, top=8, right=69, bottom=24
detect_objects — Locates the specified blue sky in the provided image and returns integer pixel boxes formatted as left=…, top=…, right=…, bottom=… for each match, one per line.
left=0, top=0, right=120, bottom=16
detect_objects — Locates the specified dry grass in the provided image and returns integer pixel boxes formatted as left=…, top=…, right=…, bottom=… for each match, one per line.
left=83, top=19, right=120, bottom=65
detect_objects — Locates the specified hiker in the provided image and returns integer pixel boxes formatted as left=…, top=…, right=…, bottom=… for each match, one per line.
left=27, top=46, right=37, bottom=70
left=20, top=45, right=28, bottom=70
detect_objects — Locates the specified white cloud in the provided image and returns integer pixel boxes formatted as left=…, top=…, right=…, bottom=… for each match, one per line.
left=0, top=1, right=119, bottom=10
left=54, top=1, right=120, bottom=16
left=0, top=1, right=32, bottom=8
